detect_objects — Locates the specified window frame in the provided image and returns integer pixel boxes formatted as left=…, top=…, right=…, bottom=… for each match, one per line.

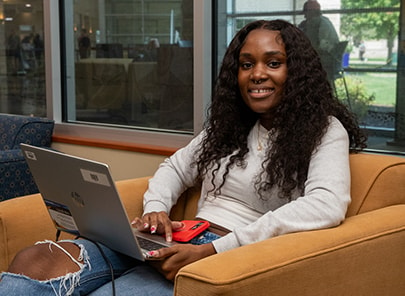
left=44, top=0, right=213, bottom=150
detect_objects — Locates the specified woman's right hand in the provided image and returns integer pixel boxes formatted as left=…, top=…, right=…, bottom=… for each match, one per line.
left=131, top=211, right=183, bottom=242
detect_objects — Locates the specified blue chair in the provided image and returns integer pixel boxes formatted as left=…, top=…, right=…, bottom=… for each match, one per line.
left=0, top=114, right=54, bottom=201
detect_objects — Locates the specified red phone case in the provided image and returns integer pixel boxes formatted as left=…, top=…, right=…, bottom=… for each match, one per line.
left=171, top=220, right=210, bottom=242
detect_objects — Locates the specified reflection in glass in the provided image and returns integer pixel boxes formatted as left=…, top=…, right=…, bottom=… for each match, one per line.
left=0, top=0, right=46, bottom=117
left=64, top=0, right=194, bottom=133
left=215, top=0, right=404, bottom=154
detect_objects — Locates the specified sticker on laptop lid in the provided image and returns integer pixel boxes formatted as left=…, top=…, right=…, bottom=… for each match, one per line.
left=45, top=199, right=79, bottom=235
left=80, top=169, right=111, bottom=187
left=24, top=150, right=37, bottom=161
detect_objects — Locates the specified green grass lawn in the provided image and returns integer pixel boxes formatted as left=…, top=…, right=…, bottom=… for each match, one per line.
left=347, top=72, right=397, bottom=107
left=344, top=58, right=397, bottom=107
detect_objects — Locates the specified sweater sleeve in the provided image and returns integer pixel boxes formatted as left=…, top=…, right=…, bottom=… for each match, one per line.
left=213, top=117, right=351, bottom=253
left=142, top=132, right=204, bottom=215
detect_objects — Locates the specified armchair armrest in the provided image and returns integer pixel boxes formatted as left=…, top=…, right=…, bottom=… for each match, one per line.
left=175, top=205, right=405, bottom=296
left=0, top=193, right=74, bottom=271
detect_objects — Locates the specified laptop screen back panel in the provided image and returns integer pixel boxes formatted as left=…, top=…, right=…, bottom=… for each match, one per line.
left=21, top=144, right=145, bottom=261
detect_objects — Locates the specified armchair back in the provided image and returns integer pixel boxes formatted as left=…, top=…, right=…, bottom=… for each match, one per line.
left=346, top=153, right=405, bottom=217
left=0, top=114, right=54, bottom=201
left=0, top=113, right=54, bottom=150
left=166, top=153, right=405, bottom=221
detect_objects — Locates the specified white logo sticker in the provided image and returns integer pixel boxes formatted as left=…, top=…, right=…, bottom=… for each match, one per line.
left=80, top=169, right=111, bottom=187
left=25, top=150, right=37, bottom=160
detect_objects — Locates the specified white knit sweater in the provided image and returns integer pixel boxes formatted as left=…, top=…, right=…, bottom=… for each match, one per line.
left=143, top=116, right=351, bottom=253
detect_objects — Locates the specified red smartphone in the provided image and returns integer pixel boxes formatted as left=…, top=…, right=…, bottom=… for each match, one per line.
left=171, top=220, right=210, bottom=242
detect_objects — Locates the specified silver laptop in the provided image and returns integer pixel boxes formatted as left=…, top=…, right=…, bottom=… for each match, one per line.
left=21, top=143, right=176, bottom=261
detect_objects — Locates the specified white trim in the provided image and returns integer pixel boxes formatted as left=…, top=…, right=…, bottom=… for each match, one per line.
left=193, top=0, right=212, bottom=134
left=44, top=0, right=62, bottom=121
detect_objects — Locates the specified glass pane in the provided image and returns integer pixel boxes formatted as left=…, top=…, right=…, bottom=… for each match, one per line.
left=215, top=0, right=404, bottom=155
left=63, top=0, right=194, bottom=133
left=0, top=0, right=46, bottom=116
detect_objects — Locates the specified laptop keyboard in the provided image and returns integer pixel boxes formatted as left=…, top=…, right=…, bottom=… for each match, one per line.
left=137, top=236, right=166, bottom=251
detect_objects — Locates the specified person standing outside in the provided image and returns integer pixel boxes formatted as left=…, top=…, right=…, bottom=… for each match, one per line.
left=359, top=40, right=366, bottom=61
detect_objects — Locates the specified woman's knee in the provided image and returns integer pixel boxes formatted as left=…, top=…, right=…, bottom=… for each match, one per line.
left=8, top=241, right=82, bottom=280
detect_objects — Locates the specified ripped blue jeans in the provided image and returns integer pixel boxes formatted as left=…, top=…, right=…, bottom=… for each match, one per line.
left=0, top=239, right=173, bottom=296
left=0, top=231, right=220, bottom=295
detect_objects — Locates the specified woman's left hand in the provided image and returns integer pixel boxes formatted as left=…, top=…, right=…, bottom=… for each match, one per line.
left=147, top=243, right=216, bottom=281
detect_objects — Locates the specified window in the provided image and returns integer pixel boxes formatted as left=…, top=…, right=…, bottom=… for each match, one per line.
left=215, top=0, right=405, bottom=155
left=63, top=0, right=195, bottom=133
left=1, top=0, right=404, bottom=155
left=55, top=0, right=212, bottom=148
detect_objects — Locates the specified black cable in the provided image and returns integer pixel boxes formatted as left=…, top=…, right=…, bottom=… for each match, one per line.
left=55, top=229, right=61, bottom=241
left=75, top=235, right=116, bottom=296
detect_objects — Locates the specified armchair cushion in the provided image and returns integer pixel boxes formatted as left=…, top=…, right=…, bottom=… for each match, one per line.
left=175, top=205, right=405, bottom=295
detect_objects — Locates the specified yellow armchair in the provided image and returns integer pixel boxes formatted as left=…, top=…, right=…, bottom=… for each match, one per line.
left=1, top=153, right=404, bottom=295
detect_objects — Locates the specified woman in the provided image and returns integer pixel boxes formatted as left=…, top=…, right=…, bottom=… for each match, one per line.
left=0, top=19, right=366, bottom=295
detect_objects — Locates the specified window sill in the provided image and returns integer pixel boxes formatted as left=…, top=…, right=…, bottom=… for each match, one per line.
left=52, top=134, right=177, bottom=156
left=51, top=122, right=194, bottom=156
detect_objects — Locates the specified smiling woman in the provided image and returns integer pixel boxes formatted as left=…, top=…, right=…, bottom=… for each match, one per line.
left=0, top=19, right=367, bottom=296
left=203, top=19, right=367, bottom=201
left=237, top=29, right=288, bottom=129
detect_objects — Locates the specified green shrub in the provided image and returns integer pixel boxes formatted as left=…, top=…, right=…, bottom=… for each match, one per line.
left=334, top=75, right=375, bottom=122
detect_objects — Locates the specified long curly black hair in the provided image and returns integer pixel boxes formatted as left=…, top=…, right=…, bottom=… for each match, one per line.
left=194, top=19, right=367, bottom=199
